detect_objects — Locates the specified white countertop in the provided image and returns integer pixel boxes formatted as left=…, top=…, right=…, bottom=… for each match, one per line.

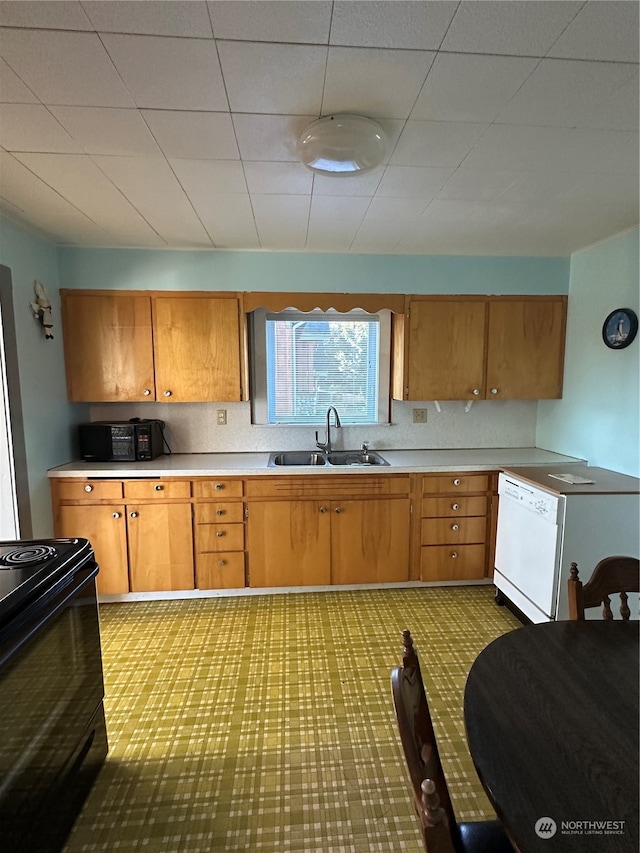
left=48, top=448, right=584, bottom=478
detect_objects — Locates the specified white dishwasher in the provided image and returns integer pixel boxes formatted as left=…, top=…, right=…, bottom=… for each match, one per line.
left=494, top=465, right=640, bottom=623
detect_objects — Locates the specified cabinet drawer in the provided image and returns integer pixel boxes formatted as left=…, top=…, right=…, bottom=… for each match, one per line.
left=422, top=474, right=489, bottom=495
left=56, top=480, right=123, bottom=501
left=421, top=495, right=487, bottom=518
left=196, top=552, right=245, bottom=589
left=196, top=523, right=245, bottom=552
left=195, top=503, right=244, bottom=524
left=421, top=516, right=486, bottom=545
left=192, top=479, right=244, bottom=498
left=420, top=544, right=486, bottom=581
left=124, top=480, right=190, bottom=500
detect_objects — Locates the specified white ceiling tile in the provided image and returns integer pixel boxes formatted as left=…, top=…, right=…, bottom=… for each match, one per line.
left=101, top=34, right=227, bottom=110
left=182, top=192, right=259, bottom=249
left=438, top=168, right=523, bottom=201
left=218, top=41, right=326, bottom=114
left=305, top=217, right=359, bottom=251
left=0, top=104, right=83, bottom=152
left=83, top=1, right=213, bottom=38
left=310, top=195, right=371, bottom=222
left=330, top=1, right=456, bottom=50
left=442, top=1, right=584, bottom=56
left=322, top=46, right=435, bottom=120
left=170, top=158, right=247, bottom=194
left=243, top=162, right=312, bottom=195
left=366, top=196, right=429, bottom=221
left=142, top=110, right=238, bottom=159
left=12, top=152, right=164, bottom=242
left=0, top=59, right=39, bottom=103
left=50, top=106, right=161, bottom=156
left=410, top=53, right=538, bottom=123
left=548, top=0, right=639, bottom=63
left=0, top=29, right=135, bottom=107
left=208, top=1, right=332, bottom=44
left=0, top=1, right=92, bottom=30
left=350, top=218, right=406, bottom=252
left=232, top=114, right=315, bottom=162
left=0, top=148, right=89, bottom=216
left=375, top=166, right=453, bottom=198
left=312, top=168, right=384, bottom=197
left=252, top=194, right=310, bottom=248
left=390, top=121, right=488, bottom=168
left=496, top=59, right=639, bottom=131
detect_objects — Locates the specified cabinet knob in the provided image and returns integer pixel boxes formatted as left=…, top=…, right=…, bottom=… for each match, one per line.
left=490, top=388, right=498, bottom=395
left=215, top=483, right=224, bottom=491
left=217, top=560, right=226, bottom=567
left=472, top=388, right=480, bottom=396
left=334, top=506, right=343, bottom=514
left=451, top=503, right=459, bottom=511
left=216, top=530, right=225, bottom=537
left=163, top=390, right=172, bottom=397
left=84, top=484, right=93, bottom=492
left=453, top=478, right=461, bottom=486
left=216, top=509, right=225, bottom=516
left=129, top=511, right=138, bottom=518
left=319, top=506, right=327, bottom=513
left=143, top=389, right=151, bottom=396
left=450, top=551, right=458, bottom=559
left=112, top=512, right=121, bottom=519
left=451, top=524, right=459, bottom=531
left=154, top=484, right=163, bottom=491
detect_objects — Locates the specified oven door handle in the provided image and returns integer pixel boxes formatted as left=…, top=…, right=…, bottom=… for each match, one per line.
left=0, top=566, right=98, bottom=668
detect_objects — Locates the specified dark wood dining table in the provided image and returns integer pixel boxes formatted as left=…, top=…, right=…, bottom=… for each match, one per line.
left=464, top=620, right=639, bottom=853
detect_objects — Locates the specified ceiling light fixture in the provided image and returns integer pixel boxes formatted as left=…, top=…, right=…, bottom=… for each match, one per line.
left=297, top=114, right=388, bottom=176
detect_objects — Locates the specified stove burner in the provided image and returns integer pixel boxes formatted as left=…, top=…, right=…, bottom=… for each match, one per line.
left=0, top=544, right=59, bottom=569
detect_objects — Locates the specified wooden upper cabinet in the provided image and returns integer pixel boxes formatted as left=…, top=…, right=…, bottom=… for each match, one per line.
left=62, top=292, right=154, bottom=402
left=407, top=299, right=486, bottom=400
left=486, top=298, right=567, bottom=399
left=61, top=290, right=243, bottom=403
left=152, top=295, right=241, bottom=402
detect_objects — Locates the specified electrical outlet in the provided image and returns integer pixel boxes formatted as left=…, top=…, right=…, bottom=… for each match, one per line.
left=412, top=408, right=428, bottom=424
left=216, top=409, right=227, bottom=425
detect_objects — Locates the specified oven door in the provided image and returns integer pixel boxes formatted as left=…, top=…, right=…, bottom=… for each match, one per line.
left=0, top=564, right=107, bottom=851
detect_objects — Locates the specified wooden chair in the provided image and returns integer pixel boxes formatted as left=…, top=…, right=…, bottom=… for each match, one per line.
left=568, top=556, right=640, bottom=620
left=390, top=629, right=514, bottom=853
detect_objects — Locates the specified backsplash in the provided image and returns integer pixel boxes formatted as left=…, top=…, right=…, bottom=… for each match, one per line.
left=89, top=399, right=538, bottom=453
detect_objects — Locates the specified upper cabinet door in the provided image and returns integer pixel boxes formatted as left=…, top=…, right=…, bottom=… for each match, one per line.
left=62, top=292, right=154, bottom=402
left=152, top=296, right=242, bottom=402
left=407, top=299, right=486, bottom=400
left=486, top=298, right=567, bottom=399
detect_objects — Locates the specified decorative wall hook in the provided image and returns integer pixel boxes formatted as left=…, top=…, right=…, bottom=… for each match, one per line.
left=30, top=280, right=54, bottom=339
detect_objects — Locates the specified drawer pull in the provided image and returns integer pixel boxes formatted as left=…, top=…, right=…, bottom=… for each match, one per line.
left=450, top=551, right=458, bottom=559
left=451, top=524, right=459, bottom=531
left=129, top=511, right=138, bottom=518
left=452, top=503, right=459, bottom=511
left=215, top=483, right=224, bottom=491
left=112, top=512, right=121, bottom=519
left=154, top=484, right=163, bottom=491
left=320, top=506, right=327, bottom=513
left=334, top=507, right=343, bottom=514
left=216, top=531, right=225, bottom=537
left=84, top=484, right=93, bottom=493
left=216, top=509, right=225, bottom=516
left=217, top=560, right=226, bottom=567
left=453, top=479, right=461, bottom=486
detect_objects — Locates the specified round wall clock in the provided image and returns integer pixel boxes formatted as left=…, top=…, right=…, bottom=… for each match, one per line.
left=602, top=308, right=638, bottom=349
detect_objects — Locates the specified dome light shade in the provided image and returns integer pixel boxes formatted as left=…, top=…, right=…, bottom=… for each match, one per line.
left=297, top=114, right=388, bottom=176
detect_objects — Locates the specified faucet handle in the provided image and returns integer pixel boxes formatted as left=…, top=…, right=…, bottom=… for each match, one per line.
left=361, top=442, right=369, bottom=453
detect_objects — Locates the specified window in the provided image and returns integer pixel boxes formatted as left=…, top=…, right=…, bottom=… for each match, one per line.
left=251, top=308, right=390, bottom=424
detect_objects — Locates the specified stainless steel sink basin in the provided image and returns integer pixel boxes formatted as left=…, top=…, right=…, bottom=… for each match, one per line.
left=326, top=450, right=389, bottom=466
left=269, top=451, right=326, bottom=466
left=268, top=450, right=389, bottom=467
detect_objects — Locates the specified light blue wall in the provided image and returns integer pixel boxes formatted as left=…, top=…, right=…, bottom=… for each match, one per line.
left=57, top=247, right=569, bottom=295
left=537, top=229, right=639, bottom=477
left=0, top=217, right=88, bottom=535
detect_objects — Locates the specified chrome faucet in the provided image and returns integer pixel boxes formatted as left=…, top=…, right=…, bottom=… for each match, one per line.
left=316, top=406, right=341, bottom=455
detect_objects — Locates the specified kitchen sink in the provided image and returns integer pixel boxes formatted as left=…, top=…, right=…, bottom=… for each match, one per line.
left=268, top=450, right=388, bottom=467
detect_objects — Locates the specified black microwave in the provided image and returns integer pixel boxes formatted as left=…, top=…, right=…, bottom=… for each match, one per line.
left=79, top=420, right=165, bottom=462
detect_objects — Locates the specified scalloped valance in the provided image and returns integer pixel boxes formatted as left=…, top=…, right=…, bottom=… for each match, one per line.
left=242, top=292, right=406, bottom=314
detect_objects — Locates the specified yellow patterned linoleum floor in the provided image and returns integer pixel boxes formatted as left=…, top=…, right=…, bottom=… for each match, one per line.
left=63, top=586, right=520, bottom=852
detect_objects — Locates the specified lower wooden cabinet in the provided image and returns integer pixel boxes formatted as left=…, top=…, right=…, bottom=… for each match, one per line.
left=127, top=502, right=193, bottom=592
